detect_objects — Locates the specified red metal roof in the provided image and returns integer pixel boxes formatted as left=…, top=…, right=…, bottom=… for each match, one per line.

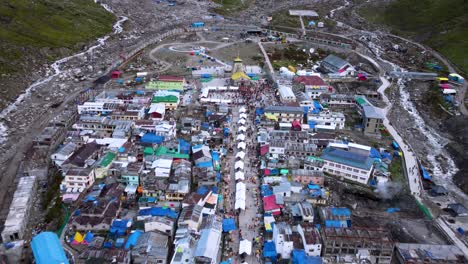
left=294, top=76, right=326, bottom=86
left=158, top=76, right=185, bottom=82
left=263, top=195, right=282, bottom=211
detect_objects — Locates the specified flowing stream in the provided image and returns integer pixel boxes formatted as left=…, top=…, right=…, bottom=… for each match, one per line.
left=330, top=0, right=464, bottom=198
left=0, top=2, right=128, bottom=144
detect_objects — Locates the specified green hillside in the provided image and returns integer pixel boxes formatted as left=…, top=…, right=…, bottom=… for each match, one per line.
left=359, top=0, right=468, bottom=73
left=0, top=0, right=115, bottom=73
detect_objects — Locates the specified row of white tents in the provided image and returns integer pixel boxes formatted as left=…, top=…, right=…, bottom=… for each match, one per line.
left=235, top=107, right=253, bottom=257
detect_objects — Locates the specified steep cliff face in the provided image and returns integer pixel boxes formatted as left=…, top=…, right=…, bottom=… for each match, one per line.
left=0, top=0, right=114, bottom=109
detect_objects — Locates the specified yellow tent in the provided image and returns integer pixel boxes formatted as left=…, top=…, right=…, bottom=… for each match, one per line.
left=437, top=77, right=448, bottom=81
left=265, top=223, right=272, bottom=231
left=264, top=113, right=278, bottom=121
left=73, top=232, right=84, bottom=243
left=231, top=71, right=251, bottom=81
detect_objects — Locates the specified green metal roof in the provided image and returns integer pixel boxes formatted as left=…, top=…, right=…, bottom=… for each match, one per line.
left=146, top=81, right=184, bottom=90
left=144, top=147, right=154, bottom=156
left=355, top=97, right=366, bottom=106
left=152, top=95, right=178, bottom=103
left=155, top=146, right=189, bottom=159
left=100, top=152, right=116, bottom=167
left=307, top=156, right=325, bottom=162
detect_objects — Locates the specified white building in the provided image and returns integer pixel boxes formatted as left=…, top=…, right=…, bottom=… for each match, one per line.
left=63, top=167, right=95, bottom=192
left=307, top=110, right=345, bottom=131
left=1, top=176, right=37, bottom=242
left=152, top=158, right=173, bottom=178
left=297, top=225, right=322, bottom=256
left=144, top=216, right=175, bottom=236
left=297, top=202, right=315, bottom=223
left=321, top=144, right=374, bottom=184
left=51, top=142, right=77, bottom=167
left=273, top=223, right=294, bottom=259
left=279, top=85, right=296, bottom=103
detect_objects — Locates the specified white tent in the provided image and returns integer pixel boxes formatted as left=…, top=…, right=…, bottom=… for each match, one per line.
left=239, top=239, right=252, bottom=255
left=237, top=142, right=246, bottom=150
left=235, top=171, right=245, bottom=180
left=238, top=126, right=247, bottom=132
left=235, top=182, right=246, bottom=210
left=239, top=113, right=247, bottom=119
left=239, top=106, right=246, bottom=113
left=235, top=160, right=244, bottom=170
left=236, top=181, right=246, bottom=192
left=236, top=134, right=245, bottom=141
left=236, top=151, right=246, bottom=159
left=238, top=119, right=246, bottom=125
left=235, top=199, right=246, bottom=210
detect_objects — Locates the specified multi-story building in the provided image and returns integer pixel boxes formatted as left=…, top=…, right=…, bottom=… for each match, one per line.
left=321, top=227, right=393, bottom=264
left=1, top=176, right=37, bottom=242
left=321, top=144, right=374, bottom=185
left=152, top=91, right=180, bottom=110
left=63, top=167, right=95, bottom=192
left=307, top=110, right=345, bottom=131
left=297, top=224, right=322, bottom=256
left=355, top=96, right=384, bottom=136
left=264, top=106, right=304, bottom=123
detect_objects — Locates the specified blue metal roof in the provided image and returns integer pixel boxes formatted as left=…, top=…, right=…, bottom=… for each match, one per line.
left=31, top=232, right=69, bottom=264
left=321, top=148, right=374, bottom=170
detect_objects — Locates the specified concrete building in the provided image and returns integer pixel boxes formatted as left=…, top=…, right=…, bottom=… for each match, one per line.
left=321, top=55, right=355, bottom=75
left=355, top=96, right=384, bottom=136
left=321, top=145, right=374, bottom=185
left=293, top=76, right=330, bottom=99
left=307, top=110, right=345, bottom=131
left=273, top=222, right=294, bottom=259
left=131, top=232, right=169, bottom=264
left=320, top=94, right=355, bottom=110
left=279, top=85, right=297, bottom=103
left=395, top=243, right=467, bottom=264
left=264, top=106, right=304, bottom=123
left=63, top=167, right=96, bottom=192
left=297, top=224, right=321, bottom=256
left=152, top=90, right=180, bottom=110
left=321, top=227, right=393, bottom=264
left=1, top=176, right=37, bottom=242
left=143, top=216, right=175, bottom=237
left=297, top=202, right=315, bottom=223
left=51, top=142, right=78, bottom=167
left=194, top=215, right=222, bottom=264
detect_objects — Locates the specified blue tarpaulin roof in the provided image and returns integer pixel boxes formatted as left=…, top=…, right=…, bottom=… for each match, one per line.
left=195, top=161, right=213, bottom=168
left=141, top=133, right=164, bottom=144
left=178, top=139, right=191, bottom=154
left=330, top=207, right=351, bottom=216
left=256, top=108, right=264, bottom=116
left=125, top=230, right=142, bottom=249
left=263, top=241, right=277, bottom=260
left=308, top=184, right=320, bottom=190
left=31, top=232, right=69, bottom=264
left=308, top=121, right=316, bottom=129
left=325, top=220, right=351, bottom=228
left=138, top=207, right=178, bottom=219
left=261, top=185, right=273, bottom=197
left=420, top=165, right=432, bottom=181
left=84, top=231, right=94, bottom=243
left=222, top=218, right=237, bottom=232
left=381, top=151, right=392, bottom=160
left=293, top=250, right=323, bottom=264
left=212, top=151, right=220, bottom=161
left=197, top=186, right=209, bottom=195
left=370, top=148, right=381, bottom=158
left=110, top=219, right=130, bottom=236
left=314, top=100, right=322, bottom=110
